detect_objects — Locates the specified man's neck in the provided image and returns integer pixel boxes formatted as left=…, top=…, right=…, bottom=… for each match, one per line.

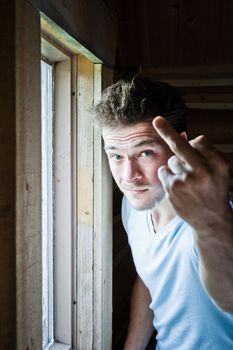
left=150, top=197, right=176, bottom=231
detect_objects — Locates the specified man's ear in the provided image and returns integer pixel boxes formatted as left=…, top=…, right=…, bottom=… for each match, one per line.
left=180, top=131, right=188, bottom=140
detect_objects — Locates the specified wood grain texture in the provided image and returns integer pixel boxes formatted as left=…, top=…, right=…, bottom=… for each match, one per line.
left=114, top=0, right=233, bottom=70
left=93, top=64, right=113, bottom=349
left=54, top=59, right=72, bottom=344
left=0, top=2, right=16, bottom=348
left=76, top=58, right=114, bottom=349
left=15, top=1, right=42, bottom=349
left=77, top=55, right=94, bottom=349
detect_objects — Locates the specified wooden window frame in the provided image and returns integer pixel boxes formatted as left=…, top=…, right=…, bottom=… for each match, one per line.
left=16, top=3, right=113, bottom=348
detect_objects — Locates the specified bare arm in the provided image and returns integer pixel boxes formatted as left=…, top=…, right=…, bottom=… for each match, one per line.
left=194, top=209, right=233, bottom=312
left=124, top=276, right=154, bottom=350
left=153, top=116, right=233, bottom=312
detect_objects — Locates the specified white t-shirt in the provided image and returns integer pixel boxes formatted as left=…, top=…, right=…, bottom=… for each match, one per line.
left=122, top=196, right=233, bottom=350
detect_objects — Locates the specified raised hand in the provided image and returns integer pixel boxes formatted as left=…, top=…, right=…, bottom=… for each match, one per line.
left=152, top=116, right=232, bottom=234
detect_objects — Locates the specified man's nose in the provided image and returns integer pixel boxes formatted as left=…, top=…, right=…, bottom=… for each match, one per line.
left=122, top=159, right=142, bottom=183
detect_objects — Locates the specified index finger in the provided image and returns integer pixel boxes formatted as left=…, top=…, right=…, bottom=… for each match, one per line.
left=152, top=116, right=200, bottom=166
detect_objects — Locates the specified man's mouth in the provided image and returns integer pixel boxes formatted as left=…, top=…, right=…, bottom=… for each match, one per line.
left=124, top=188, right=148, bottom=194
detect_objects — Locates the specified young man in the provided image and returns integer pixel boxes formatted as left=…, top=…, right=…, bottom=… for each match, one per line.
left=94, top=77, right=233, bottom=349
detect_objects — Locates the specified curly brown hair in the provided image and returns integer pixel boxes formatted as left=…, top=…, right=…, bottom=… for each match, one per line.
left=94, top=76, right=187, bottom=132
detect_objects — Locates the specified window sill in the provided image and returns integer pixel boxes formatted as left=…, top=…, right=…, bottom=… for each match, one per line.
left=44, top=342, right=71, bottom=350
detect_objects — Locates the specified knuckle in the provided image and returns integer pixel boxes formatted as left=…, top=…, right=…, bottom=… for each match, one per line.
left=193, top=159, right=211, bottom=177
left=169, top=171, right=196, bottom=195
left=194, top=164, right=207, bottom=177
left=200, top=167, right=212, bottom=182
left=167, top=155, right=177, bottom=167
left=170, top=177, right=185, bottom=193
left=157, top=165, right=168, bottom=177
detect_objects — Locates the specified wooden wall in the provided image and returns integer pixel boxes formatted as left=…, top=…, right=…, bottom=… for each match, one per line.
left=0, top=2, right=16, bottom=348
left=104, top=0, right=233, bottom=71
left=182, top=86, right=233, bottom=192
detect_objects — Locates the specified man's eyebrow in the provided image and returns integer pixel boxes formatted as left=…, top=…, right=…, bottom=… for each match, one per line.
left=104, top=139, right=157, bottom=151
left=104, top=145, right=118, bottom=151
left=133, top=140, right=157, bottom=148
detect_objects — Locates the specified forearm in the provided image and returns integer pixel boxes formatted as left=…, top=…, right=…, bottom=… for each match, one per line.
left=195, top=208, right=233, bottom=312
left=124, top=276, right=154, bottom=350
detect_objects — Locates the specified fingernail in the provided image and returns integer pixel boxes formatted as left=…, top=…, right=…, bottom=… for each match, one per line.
left=153, top=116, right=165, bottom=129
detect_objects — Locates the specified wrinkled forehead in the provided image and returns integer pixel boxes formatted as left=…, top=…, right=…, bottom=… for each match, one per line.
left=102, top=122, right=159, bottom=145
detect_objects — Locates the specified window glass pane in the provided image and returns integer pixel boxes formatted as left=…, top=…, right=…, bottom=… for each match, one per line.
left=41, top=60, right=54, bottom=348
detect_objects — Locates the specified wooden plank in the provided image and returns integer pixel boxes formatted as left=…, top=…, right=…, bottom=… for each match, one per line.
left=178, top=0, right=209, bottom=66
left=182, top=87, right=233, bottom=109
left=0, top=3, right=16, bottom=348
left=163, top=79, right=233, bottom=87
left=142, top=65, right=233, bottom=81
left=148, top=0, right=179, bottom=67
left=76, top=55, right=94, bottom=349
left=186, top=102, right=233, bottom=110
left=220, top=0, right=233, bottom=64
left=93, top=64, right=113, bottom=349
left=71, top=54, right=78, bottom=350
left=54, top=59, right=72, bottom=345
left=15, top=1, right=42, bottom=349
left=49, top=344, right=71, bottom=350
left=185, top=93, right=233, bottom=103
left=116, top=0, right=142, bottom=67
left=135, top=1, right=152, bottom=67
left=180, top=86, right=233, bottom=94
left=187, top=109, right=233, bottom=144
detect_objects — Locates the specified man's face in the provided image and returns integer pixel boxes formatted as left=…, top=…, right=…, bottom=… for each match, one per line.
left=102, top=121, right=173, bottom=210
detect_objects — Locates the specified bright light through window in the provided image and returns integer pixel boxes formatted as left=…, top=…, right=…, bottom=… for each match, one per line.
left=41, top=59, right=54, bottom=348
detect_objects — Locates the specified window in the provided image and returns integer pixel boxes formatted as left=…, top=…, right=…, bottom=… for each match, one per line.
left=41, top=58, right=54, bottom=348
left=15, top=6, right=113, bottom=349
left=41, top=39, right=73, bottom=349
left=40, top=14, right=113, bottom=349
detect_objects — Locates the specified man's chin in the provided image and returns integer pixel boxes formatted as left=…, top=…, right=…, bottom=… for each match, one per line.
left=127, top=196, right=164, bottom=211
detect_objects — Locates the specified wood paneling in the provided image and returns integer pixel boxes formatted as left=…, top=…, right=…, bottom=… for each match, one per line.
left=93, top=64, right=113, bottom=349
left=187, top=109, right=233, bottom=143
left=77, top=56, right=94, bottom=349
left=16, top=1, right=42, bottom=349
left=113, top=0, right=233, bottom=70
left=0, top=2, right=16, bottom=348
left=148, top=0, right=179, bottom=67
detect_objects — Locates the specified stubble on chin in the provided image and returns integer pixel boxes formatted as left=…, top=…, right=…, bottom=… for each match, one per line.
left=126, top=189, right=165, bottom=212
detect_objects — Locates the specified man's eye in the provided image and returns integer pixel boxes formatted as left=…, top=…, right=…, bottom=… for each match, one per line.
left=111, top=154, right=123, bottom=161
left=141, top=150, right=153, bottom=157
